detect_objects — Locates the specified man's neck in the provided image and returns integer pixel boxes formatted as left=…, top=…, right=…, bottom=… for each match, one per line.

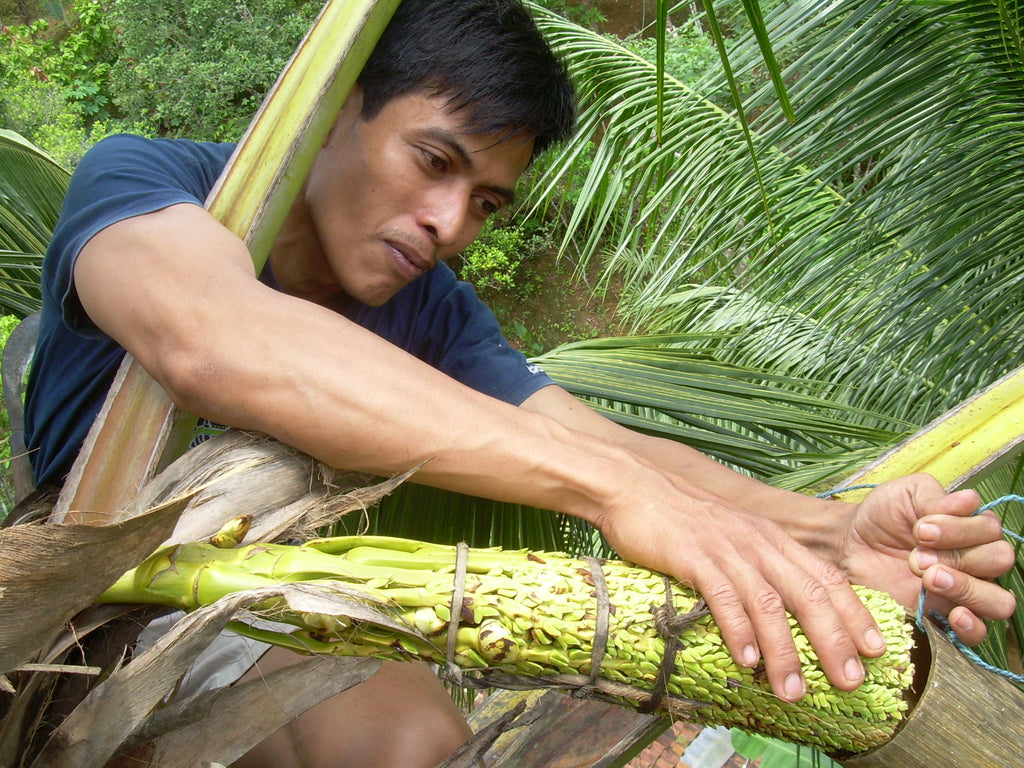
left=269, top=195, right=349, bottom=310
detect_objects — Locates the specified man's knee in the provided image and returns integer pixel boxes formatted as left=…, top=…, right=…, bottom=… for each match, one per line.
left=372, top=691, right=472, bottom=767
left=358, top=660, right=472, bottom=766
left=234, top=657, right=470, bottom=768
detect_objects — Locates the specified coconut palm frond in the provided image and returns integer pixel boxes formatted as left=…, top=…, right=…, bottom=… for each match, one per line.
left=529, top=6, right=797, bottom=300
left=0, top=130, right=66, bottom=316
left=529, top=0, right=1024, bottom=429
left=533, top=335, right=906, bottom=485
left=718, top=0, right=1024, bottom=410
left=370, top=483, right=593, bottom=553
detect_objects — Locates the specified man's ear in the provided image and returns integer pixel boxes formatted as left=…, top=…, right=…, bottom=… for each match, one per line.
left=324, top=84, right=364, bottom=147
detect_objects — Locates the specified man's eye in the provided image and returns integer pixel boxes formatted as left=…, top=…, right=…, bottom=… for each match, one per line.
left=475, top=196, right=500, bottom=216
left=422, top=149, right=448, bottom=172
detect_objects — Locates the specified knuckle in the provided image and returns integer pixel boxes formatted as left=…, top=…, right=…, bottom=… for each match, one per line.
left=704, top=581, right=743, bottom=612
left=978, top=511, right=1005, bottom=537
left=909, top=471, right=936, bottom=487
left=945, top=570, right=974, bottom=601
left=752, top=588, right=786, bottom=616
left=820, top=624, right=854, bottom=656
left=813, top=562, right=850, bottom=590
left=796, top=577, right=832, bottom=608
left=942, top=548, right=965, bottom=571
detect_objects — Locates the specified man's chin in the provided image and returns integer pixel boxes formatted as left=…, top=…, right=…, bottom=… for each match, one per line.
left=349, top=283, right=405, bottom=308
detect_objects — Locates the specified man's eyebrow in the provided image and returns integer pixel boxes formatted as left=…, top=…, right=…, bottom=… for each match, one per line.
left=423, top=127, right=517, bottom=204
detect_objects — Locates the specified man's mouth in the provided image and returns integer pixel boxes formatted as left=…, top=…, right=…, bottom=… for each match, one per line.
left=388, top=241, right=431, bottom=280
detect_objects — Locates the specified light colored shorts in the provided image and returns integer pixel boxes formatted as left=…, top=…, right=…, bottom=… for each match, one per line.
left=137, top=612, right=273, bottom=696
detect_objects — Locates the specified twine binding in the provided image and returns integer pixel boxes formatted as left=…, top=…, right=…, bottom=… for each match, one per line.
left=576, top=555, right=611, bottom=695
left=640, top=576, right=710, bottom=713
left=438, top=543, right=712, bottom=714
left=442, top=541, right=470, bottom=685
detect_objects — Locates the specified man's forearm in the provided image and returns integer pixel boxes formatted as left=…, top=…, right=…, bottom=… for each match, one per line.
left=521, top=386, right=852, bottom=565
left=627, top=434, right=851, bottom=563
left=72, top=204, right=653, bottom=535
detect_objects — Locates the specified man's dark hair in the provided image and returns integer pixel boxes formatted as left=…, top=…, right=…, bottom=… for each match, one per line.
left=359, top=0, right=576, bottom=159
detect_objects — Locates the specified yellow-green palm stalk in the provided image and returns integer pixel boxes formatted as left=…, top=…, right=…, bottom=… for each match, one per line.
left=836, top=365, right=1024, bottom=501
left=100, top=531, right=914, bottom=756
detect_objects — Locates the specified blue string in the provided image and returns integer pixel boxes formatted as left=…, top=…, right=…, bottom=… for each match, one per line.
left=977, top=494, right=1024, bottom=545
left=815, top=484, right=879, bottom=498
left=924, top=609, right=1024, bottom=685
left=820, top=486, right=1024, bottom=686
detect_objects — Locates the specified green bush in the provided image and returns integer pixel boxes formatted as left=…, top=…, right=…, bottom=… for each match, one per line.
left=0, top=0, right=125, bottom=165
left=107, top=0, right=321, bottom=141
left=458, top=221, right=553, bottom=294
left=2, top=0, right=322, bottom=156
left=621, top=19, right=719, bottom=86
left=532, top=0, right=606, bottom=29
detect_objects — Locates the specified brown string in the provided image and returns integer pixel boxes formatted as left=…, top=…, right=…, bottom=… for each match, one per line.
left=439, top=546, right=709, bottom=717
left=443, top=541, right=470, bottom=684
left=582, top=556, right=610, bottom=688
left=639, top=576, right=710, bottom=713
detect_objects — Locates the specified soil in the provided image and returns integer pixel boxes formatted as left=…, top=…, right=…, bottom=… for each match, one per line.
left=472, top=246, right=627, bottom=357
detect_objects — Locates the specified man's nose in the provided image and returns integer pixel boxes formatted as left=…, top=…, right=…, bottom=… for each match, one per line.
left=420, top=185, right=470, bottom=248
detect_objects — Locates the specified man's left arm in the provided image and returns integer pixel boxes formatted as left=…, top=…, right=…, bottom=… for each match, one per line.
left=521, top=384, right=1017, bottom=644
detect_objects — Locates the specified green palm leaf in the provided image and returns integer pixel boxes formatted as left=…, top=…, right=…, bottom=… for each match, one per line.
left=0, top=130, right=67, bottom=316
left=534, top=335, right=907, bottom=491
left=528, top=0, right=1024, bottom=430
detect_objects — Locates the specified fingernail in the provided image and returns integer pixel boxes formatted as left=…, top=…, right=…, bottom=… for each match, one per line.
left=933, top=567, right=954, bottom=590
left=845, top=657, right=864, bottom=683
left=915, top=548, right=938, bottom=569
left=917, top=522, right=940, bottom=543
left=784, top=673, right=805, bottom=701
left=955, top=612, right=975, bottom=632
left=865, top=628, right=885, bottom=652
left=741, top=645, right=758, bottom=667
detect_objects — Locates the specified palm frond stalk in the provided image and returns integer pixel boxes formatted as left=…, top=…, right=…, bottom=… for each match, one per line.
left=100, top=531, right=914, bottom=756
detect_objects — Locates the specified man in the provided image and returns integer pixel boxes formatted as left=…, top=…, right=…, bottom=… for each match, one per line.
left=24, top=1, right=1016, bottom=766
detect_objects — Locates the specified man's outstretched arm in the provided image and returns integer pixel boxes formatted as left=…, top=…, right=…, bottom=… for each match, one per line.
left=75, top=203, right=1015, bottom=703
left=522, top=386, right=1017, bottom=648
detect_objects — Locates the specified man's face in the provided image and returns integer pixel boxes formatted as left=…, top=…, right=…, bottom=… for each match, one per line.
left=304, top=88, right=535, bottom=307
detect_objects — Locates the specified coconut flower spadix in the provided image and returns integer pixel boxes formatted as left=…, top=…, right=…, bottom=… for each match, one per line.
left=100, top=531, right=914, bottom=755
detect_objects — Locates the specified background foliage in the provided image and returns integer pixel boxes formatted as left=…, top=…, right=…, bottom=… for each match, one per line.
left=107, top=0, right=321, bottom=141
left=1, top=0, right=323, bottom=163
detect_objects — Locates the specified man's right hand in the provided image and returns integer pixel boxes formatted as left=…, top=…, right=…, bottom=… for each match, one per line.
left=595, top=468, right=885, bottom=702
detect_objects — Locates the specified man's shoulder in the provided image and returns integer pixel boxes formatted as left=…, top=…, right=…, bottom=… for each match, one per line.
left=58, top=135, right=238, bottom=239
left=81, top=134, right=236, bottom=176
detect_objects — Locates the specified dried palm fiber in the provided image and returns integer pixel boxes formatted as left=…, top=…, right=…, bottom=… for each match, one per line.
left=99, top=529, right=915, bottom=756
left=0, top=430, right=411, bottom=768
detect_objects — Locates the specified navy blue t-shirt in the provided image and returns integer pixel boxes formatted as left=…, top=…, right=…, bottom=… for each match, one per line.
left=24, top=134, right=553, bottom=487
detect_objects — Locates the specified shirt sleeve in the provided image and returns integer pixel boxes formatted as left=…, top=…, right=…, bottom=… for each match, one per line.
left=43, top=134, right=235, bottom=339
